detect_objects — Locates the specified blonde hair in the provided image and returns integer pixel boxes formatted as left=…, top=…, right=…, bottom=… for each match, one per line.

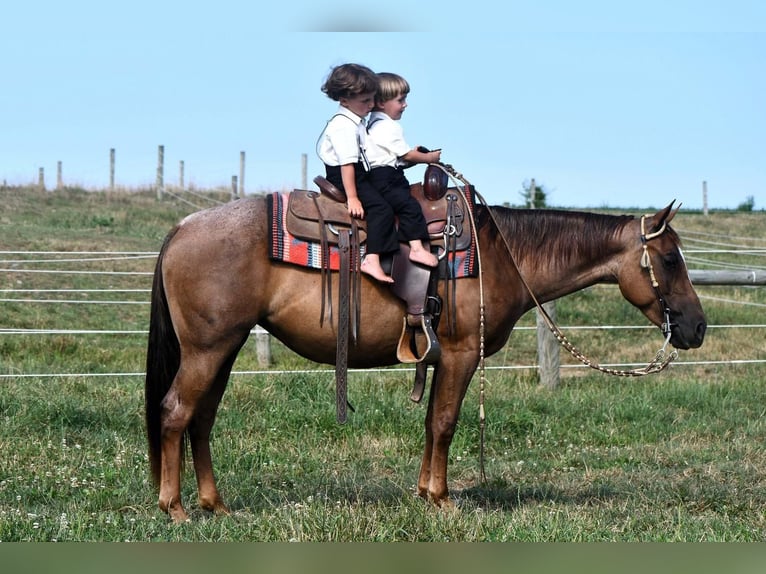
left=375, top=72, right=410, bottom=105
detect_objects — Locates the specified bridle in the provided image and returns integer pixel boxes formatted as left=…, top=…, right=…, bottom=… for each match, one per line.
left=639, top=214, right=676, bottom=347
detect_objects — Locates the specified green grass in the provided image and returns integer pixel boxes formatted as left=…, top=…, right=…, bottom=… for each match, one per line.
left=1, top=186, right=764, bottom=541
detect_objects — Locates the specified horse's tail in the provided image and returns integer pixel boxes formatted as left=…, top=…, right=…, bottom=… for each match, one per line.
left=144, top=227, right=181, bottom=486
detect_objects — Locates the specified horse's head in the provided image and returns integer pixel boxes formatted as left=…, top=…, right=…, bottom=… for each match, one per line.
left=617, top=201, right=707, bottom=350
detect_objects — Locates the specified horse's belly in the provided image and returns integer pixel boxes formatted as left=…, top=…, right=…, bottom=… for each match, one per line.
left=262, top=287, right=405, bottom=368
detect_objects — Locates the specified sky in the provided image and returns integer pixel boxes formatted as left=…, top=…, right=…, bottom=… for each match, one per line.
left=1, top=1, right=764, bottom=210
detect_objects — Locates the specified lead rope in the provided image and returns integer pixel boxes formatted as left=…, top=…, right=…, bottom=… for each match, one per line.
left=429, top=163, right=679, bottom=482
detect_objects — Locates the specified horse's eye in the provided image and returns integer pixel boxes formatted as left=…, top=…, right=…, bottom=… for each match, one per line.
left=662, top=252, right=680, bottom=269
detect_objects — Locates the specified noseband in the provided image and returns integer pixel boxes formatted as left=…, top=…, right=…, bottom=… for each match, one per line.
left=639, top=215, right=675, bottom=346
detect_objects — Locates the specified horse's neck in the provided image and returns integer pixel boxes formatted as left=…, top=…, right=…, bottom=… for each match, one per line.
left=496, top=209, right=627, bottom=303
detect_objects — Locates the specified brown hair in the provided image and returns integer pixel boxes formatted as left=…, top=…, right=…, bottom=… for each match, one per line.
left=375, top=72, right=410, bottom=105
left=321, top=63, right=378, bottom=101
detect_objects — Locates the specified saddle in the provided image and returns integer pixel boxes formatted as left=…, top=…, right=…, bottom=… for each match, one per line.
left=285, top=171, right=474, bottom=422
left=290, top=176, right=471, bottom=251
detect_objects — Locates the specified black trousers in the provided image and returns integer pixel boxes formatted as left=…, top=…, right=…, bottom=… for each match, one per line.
left=325, top=165, right=429, bottom=255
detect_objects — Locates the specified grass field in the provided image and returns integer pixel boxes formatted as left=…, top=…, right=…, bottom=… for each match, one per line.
left=1, top=186, right=764, bottom=541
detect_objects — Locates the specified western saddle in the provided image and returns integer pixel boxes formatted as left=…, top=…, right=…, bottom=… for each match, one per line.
left=284, top=166, right=472, bottom=422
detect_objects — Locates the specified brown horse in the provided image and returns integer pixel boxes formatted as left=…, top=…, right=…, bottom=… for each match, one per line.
left=145, top=194, right=706, bottom=522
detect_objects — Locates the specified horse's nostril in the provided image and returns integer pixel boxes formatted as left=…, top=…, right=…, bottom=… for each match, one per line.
left=696, top=322, right=707, bottom=340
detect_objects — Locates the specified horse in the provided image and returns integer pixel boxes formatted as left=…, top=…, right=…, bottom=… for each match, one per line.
left=144, top=192, right=706, bottom=522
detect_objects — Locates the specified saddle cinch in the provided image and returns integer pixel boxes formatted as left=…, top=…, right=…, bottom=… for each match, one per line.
left=284, top=168, right=474, bottom=422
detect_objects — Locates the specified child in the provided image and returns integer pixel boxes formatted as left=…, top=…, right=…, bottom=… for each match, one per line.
left=316, top=63, right=395, bottom=283
left=367, top=72, right=441, bottom=270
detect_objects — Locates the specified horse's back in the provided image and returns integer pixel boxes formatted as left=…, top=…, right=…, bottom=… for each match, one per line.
left=161, top=196, right=405, bottom=365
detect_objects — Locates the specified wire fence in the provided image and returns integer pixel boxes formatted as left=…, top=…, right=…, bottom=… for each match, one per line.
left=1, top=237, right=765, bottom=379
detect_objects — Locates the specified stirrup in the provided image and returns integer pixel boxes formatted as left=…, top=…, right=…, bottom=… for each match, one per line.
left=396, top=314, right=441, bottom=364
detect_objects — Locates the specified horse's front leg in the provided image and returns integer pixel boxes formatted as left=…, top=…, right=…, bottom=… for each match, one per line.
left=418, top=357, right=477, bottom=506
left=417, top=386, right=436, bottom=499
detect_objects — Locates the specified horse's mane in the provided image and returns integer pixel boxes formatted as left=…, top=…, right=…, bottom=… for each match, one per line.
left=485, top=206, right=640, bottom=268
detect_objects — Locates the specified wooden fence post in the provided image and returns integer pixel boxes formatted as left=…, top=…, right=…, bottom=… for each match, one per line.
left=301, top=153, right=308, bottom=189
left=179, top=160, right=184, bottom=191
left=239, top=151, right=245, bottom=197
left=536, top=301, right=561, bottom=389
left=38, top=167, right=45, bottom=191
left=156, top=145, right=164, bottom=200
left=57, top=161, right=63, bottom=190
left=109, top=148, right=115, bottom=191
left=231, top=175, right=238, bottom=200
left=256, top=330, right=272, bottom=367
left=703, top=180, right=708, bottom=217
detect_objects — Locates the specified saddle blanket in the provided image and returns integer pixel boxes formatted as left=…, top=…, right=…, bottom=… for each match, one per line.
left=268, top=192, right=477, bottom=277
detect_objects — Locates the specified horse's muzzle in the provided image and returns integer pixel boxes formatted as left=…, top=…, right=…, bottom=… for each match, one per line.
left=670, top=316, right=707, bottom=350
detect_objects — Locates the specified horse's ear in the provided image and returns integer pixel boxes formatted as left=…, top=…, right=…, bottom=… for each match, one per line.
left=650, top=200, right=681, bottom=231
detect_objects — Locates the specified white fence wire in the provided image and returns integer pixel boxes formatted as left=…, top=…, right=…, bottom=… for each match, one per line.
left=1, top=247, right=764, bottom=379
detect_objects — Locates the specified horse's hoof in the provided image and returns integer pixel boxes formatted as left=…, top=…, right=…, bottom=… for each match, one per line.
left=201, top=499, right=230, bottom=516
left=168, top=506, right=190, bottom=524
left=428, top=491, right=455, bottom=509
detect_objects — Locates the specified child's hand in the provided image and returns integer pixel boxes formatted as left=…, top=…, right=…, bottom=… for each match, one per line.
left=347, top=197, right=364, bottom=218
left=417, top=146, right=442, bottom=164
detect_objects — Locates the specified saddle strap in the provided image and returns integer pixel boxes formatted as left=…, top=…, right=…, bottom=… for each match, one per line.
left=335, top=230, right=351, bottom=423
left=351, top=219, right=362, bottom=343
left=444, top=194, right=459, bottom=335
left=311, top=193, right=333, bottom=328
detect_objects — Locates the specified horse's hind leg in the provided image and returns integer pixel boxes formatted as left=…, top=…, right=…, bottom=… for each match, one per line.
left=189, top=342, right=245, bottom=515
left=157, top=370, right=195, bottom=523
left=158, top=347, right=238, bottom=523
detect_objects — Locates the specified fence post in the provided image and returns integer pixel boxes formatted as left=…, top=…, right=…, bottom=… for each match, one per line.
left=239, top=151, right=245, bottom=197
left=57, top=161, right=63, bottom=190
left=156, top=145, right=164, bottom=200
left=256, top=330, right=272, bottom=367
left=703, top=180, right=708, bottom=217
left=109, top=148, right=116, bottom=191
left=231, top=175, right=238, bottom=200
left=179, top=160, right=184, bottom=191
left=536, top=301, right=560, bottom=389
left=38, top=167, right=45, bottom=191
left=301, top=153, right=308, bottom=189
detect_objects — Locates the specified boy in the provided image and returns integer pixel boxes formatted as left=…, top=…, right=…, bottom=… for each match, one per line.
left=367, top=72, right=441, bottom=271
left=316, top=63, right=396, bottom=283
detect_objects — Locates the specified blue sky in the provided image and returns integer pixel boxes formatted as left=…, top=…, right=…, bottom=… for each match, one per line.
left=1, top=1, right=763, bottom=210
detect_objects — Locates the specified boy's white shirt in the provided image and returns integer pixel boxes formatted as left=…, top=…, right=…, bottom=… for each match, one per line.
left=367, top=111, right=409, bottom=168
left=317, top=105, right=372, bottom=167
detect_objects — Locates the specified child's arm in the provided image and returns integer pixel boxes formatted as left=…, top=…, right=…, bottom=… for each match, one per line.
left=341, top=163, right=364, bottom=218
left=400, top=147, right=441, bottom=166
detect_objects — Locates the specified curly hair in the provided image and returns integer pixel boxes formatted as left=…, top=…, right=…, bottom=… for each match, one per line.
left=321, top=63, right=378, bottom=101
